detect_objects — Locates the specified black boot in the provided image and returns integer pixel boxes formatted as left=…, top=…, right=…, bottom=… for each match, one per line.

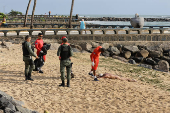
left=25, top=74, right=28, bottom=81
left=59, top=80, right=65, bottom=87
left=67, top=80, right=70, bottom=87
left=28, top=73, right=34, bottom=81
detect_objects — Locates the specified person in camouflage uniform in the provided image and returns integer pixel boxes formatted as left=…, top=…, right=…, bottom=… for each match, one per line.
left=57, top=38, right=73, bottom=87
left=22, top=36, right=38, bottom=81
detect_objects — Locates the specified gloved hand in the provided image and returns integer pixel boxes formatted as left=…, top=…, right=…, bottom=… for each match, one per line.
left=40, top=51, right=43, bottom=53
left=92, top=61, right=95, bottom=66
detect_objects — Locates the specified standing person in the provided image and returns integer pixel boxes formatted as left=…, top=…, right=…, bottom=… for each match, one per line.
left=89, top=46, right=105, bottom=81
left=57, top=38, right=73, bottom=87
left=22, top=35, right=38, bottom=81
left=80, top=19, right=86, bottom=34
left=49, top=11, right=51, bottom=17
left=0, top=16, right=6, bottom=28
left=35, top=33, right=45, bottom=73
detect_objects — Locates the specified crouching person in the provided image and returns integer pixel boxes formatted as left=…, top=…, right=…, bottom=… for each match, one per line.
left=22, top=36, right=38, bottom=81
left=57, top=38, right=73, bottom=87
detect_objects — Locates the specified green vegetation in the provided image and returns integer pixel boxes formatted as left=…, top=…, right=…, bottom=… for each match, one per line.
left=8, top=10, right=22, bottom=16
left=0, top=12, right=6, bottom=18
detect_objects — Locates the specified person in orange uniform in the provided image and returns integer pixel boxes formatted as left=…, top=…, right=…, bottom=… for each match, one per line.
left=35, top=33, right=46, bottom=73
left=89, top=46, right=105, bottom=81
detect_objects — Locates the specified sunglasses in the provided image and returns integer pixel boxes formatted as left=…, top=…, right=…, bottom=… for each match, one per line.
left=39, top=35, right=43, bottom=37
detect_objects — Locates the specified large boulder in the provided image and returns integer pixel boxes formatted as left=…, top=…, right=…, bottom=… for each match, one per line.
left=161, top=56, right=170, bottom=64
left=146, top=45, right=163, bottom=52
left=158, top=60, right=169, bottom=72
left=101, top=51, right=110, bottom=57
left=49, top=43, right=60, bottom=50
left=123, top=46, right=139, bottom=54
left=160, top=43, right=170, bottom=51
left=144, top=58, right=157, bottom=65
left=16, top=106, right=32, bottom=113
left=123, top=51, right=131, bottom=59
left=107, top=46, right=120, bottom=56
left=0, top=95, right=16, bottom=112
left=138, top=64, right=152, bottom=69
left=91, top=42, right=100, bottom=48
left=149, top=50, right=163, bottom=58
left=89, top=48, right=95, bottom=53
left=0, top=91, right=23, bottom=107
left=137, top=45, right=147, bottom=50
left=147, top=46, right=163, bottom=58
left=101, top=43, right=109, bottom=50
left=117, top=44, right=123, bottom=53
left=70, top=44, right=82, bottom=51
left=4, top=107, right=15, bottom=113
left=128, top=59, right=136, bottom=64
left=0, top=90, right=38, bottom=113
left=79, top=43, right=92, bottom=51
left=135, top=50, right=149, bottom=58
left=132, top=57, right=143, bottom=63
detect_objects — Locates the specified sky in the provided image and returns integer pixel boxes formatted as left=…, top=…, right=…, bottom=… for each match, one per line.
left=0, top=0, right=170, bottom=16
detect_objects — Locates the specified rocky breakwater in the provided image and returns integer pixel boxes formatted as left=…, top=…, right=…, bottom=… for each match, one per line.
left=82, top=17, right=170, bottom=22
left=0, top=90, right=38, bottom=113
left=57, top=42, right=170, bottom=73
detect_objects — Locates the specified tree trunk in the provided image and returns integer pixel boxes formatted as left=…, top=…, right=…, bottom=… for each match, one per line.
left=30, top=0, right=36, bottom=29
left=69, top=0, right=74, bottom=28
left=24, top=0, right=32, bottom=27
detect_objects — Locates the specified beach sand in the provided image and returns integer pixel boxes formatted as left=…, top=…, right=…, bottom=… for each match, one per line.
left=0, top=44, right=170, bottom=113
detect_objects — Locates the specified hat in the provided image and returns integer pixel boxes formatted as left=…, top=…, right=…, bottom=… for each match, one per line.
left=38, top=33, right=43, bottom=36
left=62, top=38, right=68, bottom=42
left=61, top=36, right=66, bottom=40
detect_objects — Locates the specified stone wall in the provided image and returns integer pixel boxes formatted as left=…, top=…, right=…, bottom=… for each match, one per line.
left=1, top=34, right=170, bottom=46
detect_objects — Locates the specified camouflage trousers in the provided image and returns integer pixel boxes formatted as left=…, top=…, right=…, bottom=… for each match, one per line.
left=60, top=60, right=72, bottom=81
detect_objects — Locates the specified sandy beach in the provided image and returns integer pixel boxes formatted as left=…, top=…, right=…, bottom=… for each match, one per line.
left=0, top=44, right=170, bottom=113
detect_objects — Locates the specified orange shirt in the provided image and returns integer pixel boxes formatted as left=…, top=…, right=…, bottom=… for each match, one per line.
left=90, top=46, right=102, bottom=61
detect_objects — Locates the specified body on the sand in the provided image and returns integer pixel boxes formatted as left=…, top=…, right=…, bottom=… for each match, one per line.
left=57, top=37, right=73, bottom=87
left=98, top=73, right=136, bottom=82
left=22, top=35, right=38, bottom=81
left=89, top=46, right=105, bottom=81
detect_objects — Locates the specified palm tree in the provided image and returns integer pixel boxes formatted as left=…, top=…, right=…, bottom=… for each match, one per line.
left=30, top=0, right=37, bottom=29
left=69, top=0, right=74, bottom=28
left=24, top=0, right=32, bottom=27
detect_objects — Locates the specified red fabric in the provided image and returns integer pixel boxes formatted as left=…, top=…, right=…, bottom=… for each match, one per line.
left=90, top=46, right=102, bottom=70
left=61, top=43, right=70, bottom=45
left=35, top=39, right=46, bottom=61
left=61, top=36, right=66, bottom=40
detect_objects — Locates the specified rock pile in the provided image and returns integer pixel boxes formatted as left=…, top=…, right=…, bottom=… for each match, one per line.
left=0, top=90, right=39, bottom=113
left=77, top=42, right=170, bottom=72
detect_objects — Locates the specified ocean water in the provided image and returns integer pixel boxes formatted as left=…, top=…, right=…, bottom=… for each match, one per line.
left=79, top=14, right=170, bottom=26
left=85, top=21, right=170, bottom=26
left=79, top=14, right=170, bottom=18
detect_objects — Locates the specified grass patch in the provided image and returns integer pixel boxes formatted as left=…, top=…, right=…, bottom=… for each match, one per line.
left=139, top=77, right=162, bottom=84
